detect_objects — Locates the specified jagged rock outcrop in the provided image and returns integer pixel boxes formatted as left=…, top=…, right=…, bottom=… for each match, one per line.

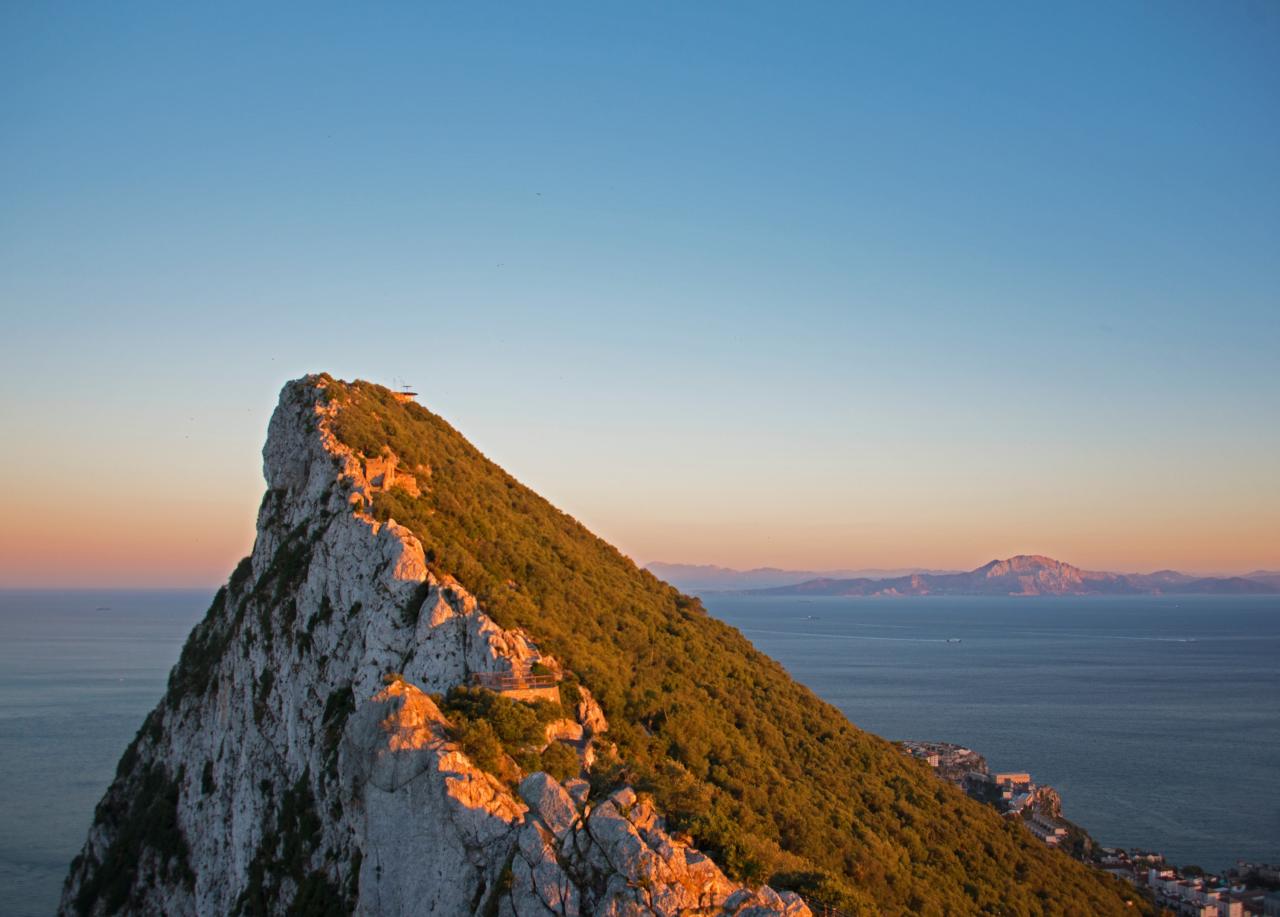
left=507, top=778, right=808, bottom=917
left=61, top=377, right=809, bottom=917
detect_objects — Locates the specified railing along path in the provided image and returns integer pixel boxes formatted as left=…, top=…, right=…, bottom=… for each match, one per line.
left=469, top=670, right=558, bottom=691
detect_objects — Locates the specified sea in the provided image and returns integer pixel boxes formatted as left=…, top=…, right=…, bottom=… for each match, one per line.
left=0, top=590, right=210, bottom=917
left=703, top=594, right=1280, bottom=872
left=0, top=591, right=1276, bottom=916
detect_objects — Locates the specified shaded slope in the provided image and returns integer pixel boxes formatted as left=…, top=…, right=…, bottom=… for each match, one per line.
left=329, top=376, right=1146, bottom=915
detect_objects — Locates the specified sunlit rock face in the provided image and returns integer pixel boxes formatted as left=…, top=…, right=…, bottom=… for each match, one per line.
left=341, top=680, right=525, bottom=917
left=61, top=377, right=809, bottom=917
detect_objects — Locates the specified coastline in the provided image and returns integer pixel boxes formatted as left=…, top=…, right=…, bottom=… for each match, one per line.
left=899, top=739, right=1279, bottom=914
left=704, top=592, right=1280, bottom=874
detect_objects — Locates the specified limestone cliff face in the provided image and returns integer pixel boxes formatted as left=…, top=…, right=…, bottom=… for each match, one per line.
left=61, top=378, right=809, bottom=917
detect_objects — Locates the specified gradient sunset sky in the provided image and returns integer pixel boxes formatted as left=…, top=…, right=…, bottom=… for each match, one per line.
left=2, top=2, right=1277, bottom=587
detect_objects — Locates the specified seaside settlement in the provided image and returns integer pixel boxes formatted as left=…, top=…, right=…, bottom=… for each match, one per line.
left=900, top=741, right=1280, bottom=916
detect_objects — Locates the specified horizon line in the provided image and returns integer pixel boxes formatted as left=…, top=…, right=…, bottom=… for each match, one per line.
left=641, top=558, right=1279, bottom=579
left=4, top=560, right=1277, bottom=592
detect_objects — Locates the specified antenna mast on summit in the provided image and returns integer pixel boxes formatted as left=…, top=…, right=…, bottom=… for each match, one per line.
left=391, top=375, right=418, bottom=401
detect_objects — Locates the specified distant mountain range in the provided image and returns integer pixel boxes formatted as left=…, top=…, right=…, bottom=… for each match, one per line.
left=647, top=556, right=1280, bottom=597
left=1242, top=570, right=1280, bottom=590
left=643, top=562, right=959, bottom=594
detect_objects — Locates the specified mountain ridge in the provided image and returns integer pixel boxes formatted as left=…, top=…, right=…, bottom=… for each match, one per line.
left=643, top=563, right=959, bottom=594
left=64, top=375, right=1148, bottom=916
left=731, top=555, right=1279, bottom=597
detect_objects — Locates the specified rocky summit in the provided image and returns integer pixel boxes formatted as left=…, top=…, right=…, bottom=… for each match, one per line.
left=63, top=376, right=1149, bottom=916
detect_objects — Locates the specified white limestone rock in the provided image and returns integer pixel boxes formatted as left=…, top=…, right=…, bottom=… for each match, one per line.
left=519, top=772, right=579, bottom=840
left=60, top=375, right=810, bottom=917
left=576, top=685, right=609, bottom=736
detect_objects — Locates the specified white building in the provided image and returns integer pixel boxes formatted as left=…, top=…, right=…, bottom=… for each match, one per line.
left=1146, top=869, right=1243, bottom=917
left=1026, top=813, right=1068, bottom=846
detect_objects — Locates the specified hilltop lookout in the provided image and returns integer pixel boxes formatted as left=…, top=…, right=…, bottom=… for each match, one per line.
left=471, top=663, right=560, bottom=704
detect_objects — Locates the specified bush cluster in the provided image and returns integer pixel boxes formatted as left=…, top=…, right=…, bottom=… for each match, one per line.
left=74, top=757, right=193, bottom=914
left=439, top=685, right=566, bottom=784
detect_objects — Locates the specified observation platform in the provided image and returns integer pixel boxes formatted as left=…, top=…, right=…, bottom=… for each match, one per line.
left=470, top=668, right=560, bottom=704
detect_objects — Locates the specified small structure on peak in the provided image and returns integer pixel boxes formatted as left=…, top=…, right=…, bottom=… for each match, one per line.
left=391, top=379, right=418, bottom=403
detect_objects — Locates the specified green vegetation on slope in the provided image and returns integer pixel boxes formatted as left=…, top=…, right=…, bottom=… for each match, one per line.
left=71, top=726, right=193, bottom=915
left=325, top=376, right=1148, bottom=916
left=233, top=769, right=352, bottom=917
left=435, top=683, right=575, bottom=785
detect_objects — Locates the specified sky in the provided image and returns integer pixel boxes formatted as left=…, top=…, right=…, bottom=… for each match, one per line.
left=1, top=2, right=1277, bottom=587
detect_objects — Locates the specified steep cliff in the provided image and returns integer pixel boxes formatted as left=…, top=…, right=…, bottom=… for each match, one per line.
left=61, top=378, right=809, bottom=917
left=64, top=376, right=1148, bottom=916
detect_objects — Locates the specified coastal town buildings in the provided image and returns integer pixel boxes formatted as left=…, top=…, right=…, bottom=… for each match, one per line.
left=1234, top=863, right=1280, bottom=888
left=899, top=741, right=1278, bottom=915
left=1147, top=869, right=1244, bottom=916
left=899, top=741, right=984, bottom=784
left=1026, top=813, right=1069, bottom=847
left=1263, top=890, right=1280, bottom=917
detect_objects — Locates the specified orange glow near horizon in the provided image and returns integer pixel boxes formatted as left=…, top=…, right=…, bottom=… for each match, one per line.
left=0, top=488, right=257, bottom=589
left=4, top=463, right=1273, bottom=589
left=603, top=508, right=1280, bottom=578
left=1, top=373, right=1275, bottom=588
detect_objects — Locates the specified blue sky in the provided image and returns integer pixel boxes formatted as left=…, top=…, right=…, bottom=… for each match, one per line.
left=2, top=2, right=1277, bottom=585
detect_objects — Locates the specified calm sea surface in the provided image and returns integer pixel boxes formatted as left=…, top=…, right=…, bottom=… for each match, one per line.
left=704, top=594, right=1279, bottom=873
left=0, top=591, right=1276, bottom=915
left=0, top=590, right=210, bottom=917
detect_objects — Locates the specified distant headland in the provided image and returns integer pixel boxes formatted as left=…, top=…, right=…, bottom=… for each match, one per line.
left=648, top=555, right=1280, bottom=597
